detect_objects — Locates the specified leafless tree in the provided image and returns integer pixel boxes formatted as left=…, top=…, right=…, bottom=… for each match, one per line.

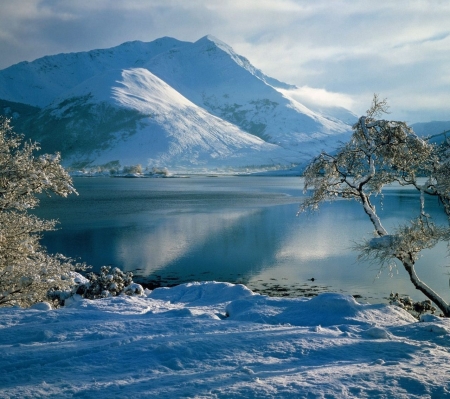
left=300, top=95, right=450, bottom=316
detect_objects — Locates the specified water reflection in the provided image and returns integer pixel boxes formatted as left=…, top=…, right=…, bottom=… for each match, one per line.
left=114, top=209, right=262, bottom=277
left=36, top=177, right=450, bottom=304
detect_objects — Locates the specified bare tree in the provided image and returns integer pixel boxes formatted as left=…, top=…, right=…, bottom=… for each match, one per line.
left=299, top=95, right=450, bottom=316
left=0, top=118, right=83, bottom=307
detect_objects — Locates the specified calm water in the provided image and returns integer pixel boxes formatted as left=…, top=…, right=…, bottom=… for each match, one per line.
left=34, top=176, right=450, bottom=304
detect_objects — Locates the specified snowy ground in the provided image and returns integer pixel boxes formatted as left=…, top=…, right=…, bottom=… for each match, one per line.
left=1, top=282, right=450, bottom=398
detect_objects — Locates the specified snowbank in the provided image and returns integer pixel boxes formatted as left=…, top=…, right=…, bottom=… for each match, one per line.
left=1, top=282, right=450, bottom=398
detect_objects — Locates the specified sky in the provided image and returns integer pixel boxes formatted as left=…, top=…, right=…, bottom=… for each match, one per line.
left=0, top=0, right=449, bottom=123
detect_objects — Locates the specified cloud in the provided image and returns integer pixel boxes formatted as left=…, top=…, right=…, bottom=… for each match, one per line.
left=278, top=87, right=356, bottom=111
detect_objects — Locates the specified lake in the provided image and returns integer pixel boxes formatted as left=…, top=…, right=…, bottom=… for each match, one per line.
left=34, top=176, right=450, bottom=304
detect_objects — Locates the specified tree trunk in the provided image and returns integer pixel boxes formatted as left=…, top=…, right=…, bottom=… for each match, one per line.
left=360, top=192, right=388, bottom=236
left=400, top=255, right=450, bottom=317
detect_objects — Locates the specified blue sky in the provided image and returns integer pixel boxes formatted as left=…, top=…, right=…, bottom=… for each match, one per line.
left=0, top=0, right=449, bottom=123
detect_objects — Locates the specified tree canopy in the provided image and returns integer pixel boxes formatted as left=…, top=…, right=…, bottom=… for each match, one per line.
left=0, top=118, right=83, bottom=307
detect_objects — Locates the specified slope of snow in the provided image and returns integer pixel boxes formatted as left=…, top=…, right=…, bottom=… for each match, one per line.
left=0, top=37, right=188, bottom=108
left=1, top=282, right=450, bottom=398
left=35, top=68, right=299, bottom=171
left=146, top=35, right=351, bottom=148
left=278, top=88, right=359, bottom=125
left=185, top=35, right=295, bottom=91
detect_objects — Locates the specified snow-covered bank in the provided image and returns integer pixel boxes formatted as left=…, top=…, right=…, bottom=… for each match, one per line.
left=1, top=282, right=450, bottom=398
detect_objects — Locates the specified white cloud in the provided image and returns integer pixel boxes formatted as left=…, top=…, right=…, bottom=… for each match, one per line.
left=278, top=87, right=356, bottom=111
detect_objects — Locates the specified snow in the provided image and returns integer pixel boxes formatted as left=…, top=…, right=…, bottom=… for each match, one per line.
left=2, top=281, right=450, bottom=398
left=0, top=35, right=353, bottom=173
left=146, top=35, right=352, bottom=148
left=50, top=67, right=300, bottom=171
left=0, top=37, right=188, bottom=108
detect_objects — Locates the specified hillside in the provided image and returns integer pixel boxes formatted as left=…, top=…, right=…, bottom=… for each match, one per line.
left=23, top=68, right=299, bottom=171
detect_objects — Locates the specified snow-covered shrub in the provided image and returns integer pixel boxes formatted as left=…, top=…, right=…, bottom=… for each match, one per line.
left=151, top=167, right=170, bottom=177
left=389, top=292, right=437, bottom=319
left=0, top=118, right=85, bottom=307
left=49, top=266, right=144, bottom=305
left=123, top=164, right=143, bottom=175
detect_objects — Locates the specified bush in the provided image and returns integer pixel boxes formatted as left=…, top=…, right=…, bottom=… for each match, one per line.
left=151, top=167, right=170, bottom=176
left=123, top=164, right=143, bottom=174
left=389, top=292, right=437, bottom=319
left=48, top=266, right=144, bottom=306
left=0, top=118, right=85, bottom=307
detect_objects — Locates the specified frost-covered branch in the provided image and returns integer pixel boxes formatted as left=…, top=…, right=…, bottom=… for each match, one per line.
left=0, top=118, right=84, bottom=307
left=300, top=96, right=450, bottom=316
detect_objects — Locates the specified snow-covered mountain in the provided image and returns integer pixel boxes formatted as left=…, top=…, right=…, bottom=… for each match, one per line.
left=0, top=35, right=354, bottom=173
left=31, top=68, right=300, bottom=171
left=146, top=36, right=352, bottom=146
left=409, top=121, right=450, bottom=145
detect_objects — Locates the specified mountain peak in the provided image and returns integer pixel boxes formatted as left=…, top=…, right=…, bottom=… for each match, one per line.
left=196, top=35, right=231, bottom=50
left=194, top=34, right=241, bottom=62
left=192, top=35, right=295, bottom=91
left=0, top=36, right=190, bottom=108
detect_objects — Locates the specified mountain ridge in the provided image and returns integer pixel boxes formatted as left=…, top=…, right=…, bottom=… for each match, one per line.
left=0, top=35, right=355, bottom=173
left=0, top=37, right=188, bottom=108
left=9, top=68, right=300, bottom=172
